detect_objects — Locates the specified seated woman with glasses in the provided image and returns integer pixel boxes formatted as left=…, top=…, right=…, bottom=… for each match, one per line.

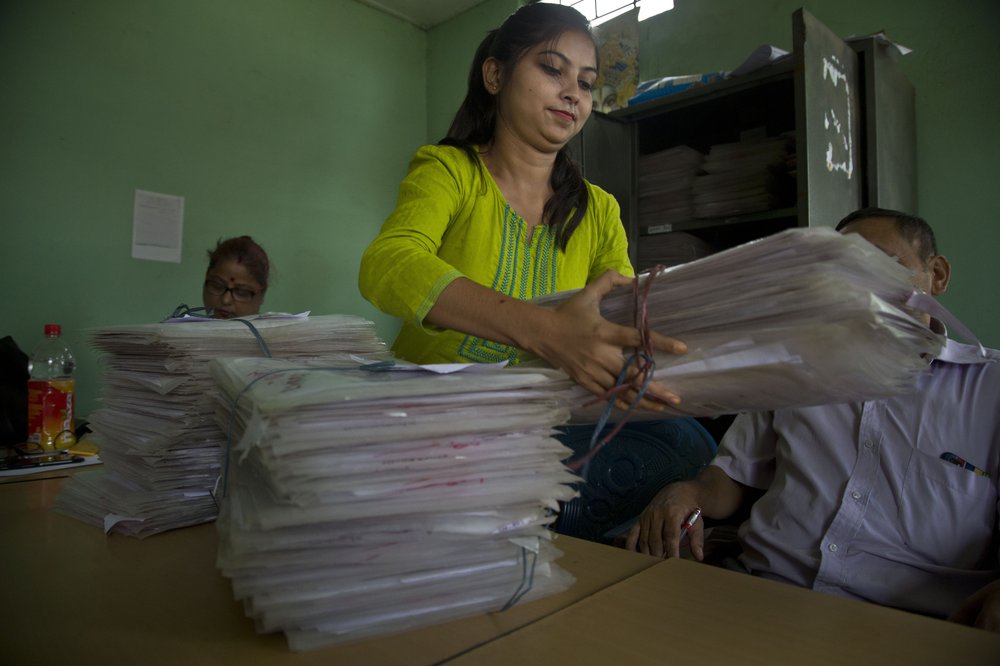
left=202, top=236, right=270, bottom=319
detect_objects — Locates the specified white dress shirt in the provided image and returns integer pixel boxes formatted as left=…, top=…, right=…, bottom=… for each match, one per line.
left=713, top=339, right=1000, bottom=617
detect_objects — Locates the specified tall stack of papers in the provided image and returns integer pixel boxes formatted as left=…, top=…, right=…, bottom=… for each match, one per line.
left=54, top=314, right=389, bottom=538
left=536, top=227, right=944, bottom=419
left=692, top=136, right=794, bottom=218
left=209, top=358, right=577, bottom=651
left=637, top=145, right=704, bottom=233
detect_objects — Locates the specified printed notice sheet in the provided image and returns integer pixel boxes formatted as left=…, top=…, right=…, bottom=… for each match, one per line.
left=132, top=189, right=184, bottom=263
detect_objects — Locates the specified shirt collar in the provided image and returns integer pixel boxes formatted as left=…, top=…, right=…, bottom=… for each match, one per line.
left=935, top=337, right=1000, bottom=365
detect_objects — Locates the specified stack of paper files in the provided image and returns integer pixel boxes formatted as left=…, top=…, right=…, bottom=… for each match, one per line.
left=537, top=227, right=944, bottom=419
left=692, top=136, right=794, bottom=218
left=209, top=358, right=577, bottom=651
left=54, top=314, right=389, bottom=538
left=637, top=145, right=704, bottom=233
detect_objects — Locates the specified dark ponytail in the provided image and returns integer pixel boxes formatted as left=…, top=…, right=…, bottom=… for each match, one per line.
left=440, top=3, right=597, bottom=250
left=443, top=30, right=501, bottom=149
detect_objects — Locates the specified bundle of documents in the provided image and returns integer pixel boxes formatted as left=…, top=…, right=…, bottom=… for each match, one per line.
left=54, top=314, right=389, bottom=538
left=537, top=227, right=944, bottom=419
left=637, top=144, right=704, bottom=232
left=210, top=358, right=577, bottom=650
left=692, top=136, right=794, bottom=218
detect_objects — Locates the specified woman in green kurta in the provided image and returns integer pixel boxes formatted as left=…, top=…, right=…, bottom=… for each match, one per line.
left=359, top=3, right=683, bottom=409
left=361, top=143, right=633, bottom=365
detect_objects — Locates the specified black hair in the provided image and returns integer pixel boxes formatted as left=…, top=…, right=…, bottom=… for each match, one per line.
left=206, top=236, right=270, bottom=290
left=440, top=2, right=597, bottom=251
left=836, top=207, right=939, bottom=263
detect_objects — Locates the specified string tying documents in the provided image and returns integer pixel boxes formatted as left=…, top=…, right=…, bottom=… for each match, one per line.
left=164, top=304, right=273, bottom=358
left=500, top=546, right=539, bottom=611
left=567, top=265, right=666, bottom=474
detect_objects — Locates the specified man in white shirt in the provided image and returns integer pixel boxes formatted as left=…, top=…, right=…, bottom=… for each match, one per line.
left=625, top=208, right=1000, bottom=631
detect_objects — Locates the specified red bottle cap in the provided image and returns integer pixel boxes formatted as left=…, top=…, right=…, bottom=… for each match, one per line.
left=44, top=324, right=61, bottom=336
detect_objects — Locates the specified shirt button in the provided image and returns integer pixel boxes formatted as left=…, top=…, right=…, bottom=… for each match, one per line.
left=864, top=440, right=874, bottom=449
left=828, top=543, right=838, bottom=552
left=851, top=490, right=862, bottom=500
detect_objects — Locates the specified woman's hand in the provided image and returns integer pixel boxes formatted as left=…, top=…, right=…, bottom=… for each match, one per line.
left=424, top=272, right=684, bottom=409
left=531, top=270, right=685, bottom=411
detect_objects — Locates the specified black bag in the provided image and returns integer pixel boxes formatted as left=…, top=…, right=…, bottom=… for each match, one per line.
left=0, top=336, right=29, bottom=446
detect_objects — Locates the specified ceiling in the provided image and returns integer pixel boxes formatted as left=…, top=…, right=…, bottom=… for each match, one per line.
left=357, top=0, right=491, bottom=30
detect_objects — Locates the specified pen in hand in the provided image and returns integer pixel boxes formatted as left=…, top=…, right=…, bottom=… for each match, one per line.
left=679, top=507, right=702, bottom=542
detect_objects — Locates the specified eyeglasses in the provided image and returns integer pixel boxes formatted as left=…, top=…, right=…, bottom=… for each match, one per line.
left=203, top=279, right=257, bottom=302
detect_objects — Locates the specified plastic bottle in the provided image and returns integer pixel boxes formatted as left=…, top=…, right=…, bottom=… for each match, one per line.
left=26, top=323, right=77, bottom=451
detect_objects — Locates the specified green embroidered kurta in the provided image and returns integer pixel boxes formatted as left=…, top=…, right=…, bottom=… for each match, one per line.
left=359, top=144, right=633, bottom=365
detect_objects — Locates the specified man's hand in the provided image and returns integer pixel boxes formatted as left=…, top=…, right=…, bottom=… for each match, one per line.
left=625, top=480, right=704, bottom=559
left=624, top=466, right=750, bottom=560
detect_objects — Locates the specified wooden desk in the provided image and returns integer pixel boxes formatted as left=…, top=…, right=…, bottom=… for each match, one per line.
left=448, top=556, right=1000, bottom=665
left=6, top=475, right=1000, bottom=665
left=0, top=475, right=659, bottom=664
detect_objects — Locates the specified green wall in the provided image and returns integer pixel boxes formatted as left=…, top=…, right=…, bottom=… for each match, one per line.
left=427, top=0, right=1000, bottom=348
left=1, top=0, right=425, bottom=417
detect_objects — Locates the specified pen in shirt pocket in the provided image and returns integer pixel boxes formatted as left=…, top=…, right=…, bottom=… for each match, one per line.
left=940, top=451, right=991, bottom=478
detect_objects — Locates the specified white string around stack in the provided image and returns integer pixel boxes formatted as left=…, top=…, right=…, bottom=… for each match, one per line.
left=535, top=227, right=945, bottom=421
left=54, top=314, right=389, bottom=538
left=209, top=358, right=578, bottom=651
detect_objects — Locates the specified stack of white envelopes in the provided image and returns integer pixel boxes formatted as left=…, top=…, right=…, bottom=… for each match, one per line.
left=55, top=314, right=389, bottom=538
left=209, top=357, right=577, bottom=650
left=537, top=227, right=946, bottom=419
